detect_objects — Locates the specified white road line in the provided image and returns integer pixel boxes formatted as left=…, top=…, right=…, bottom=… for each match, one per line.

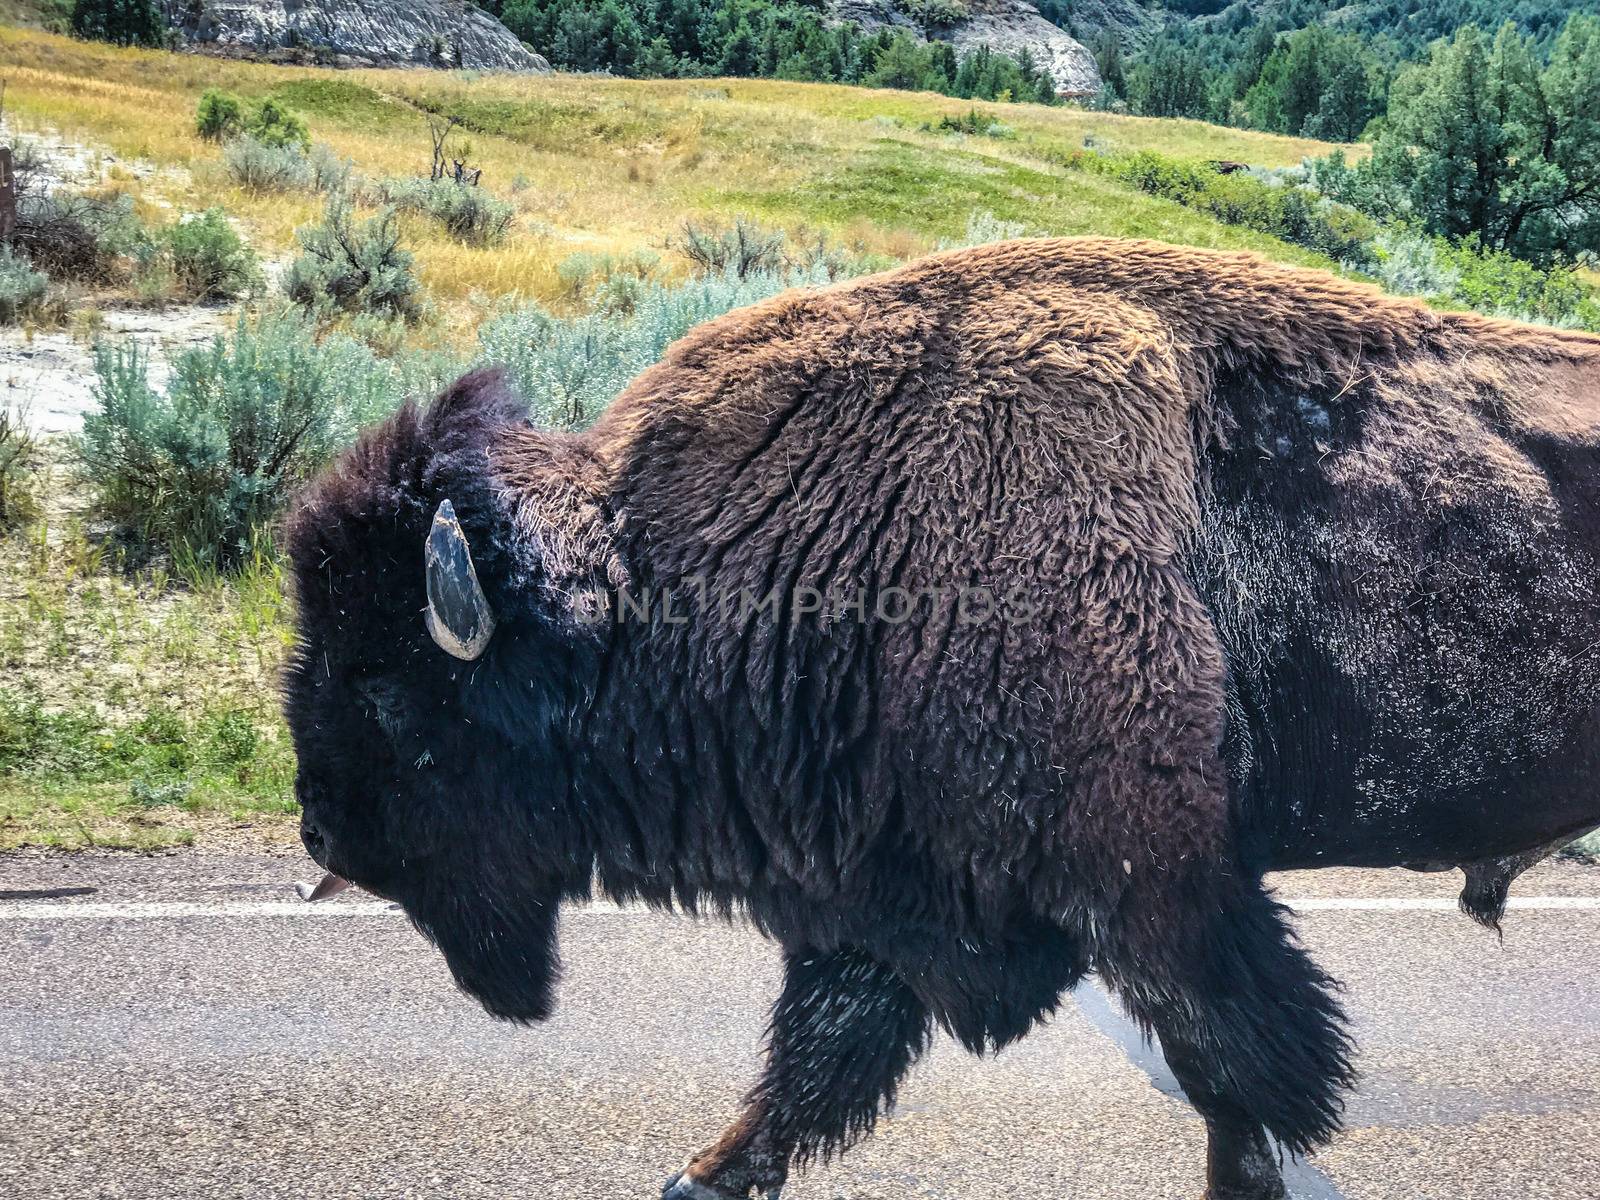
left=1284, top=896, right=1600, bottom=911
left=0, top=896, right=1598, bottom=920
left=0, top=901, right=402, bottom=919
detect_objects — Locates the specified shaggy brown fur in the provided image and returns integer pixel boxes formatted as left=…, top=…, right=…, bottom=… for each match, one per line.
left=284, top=238, right=1600, bottom=1200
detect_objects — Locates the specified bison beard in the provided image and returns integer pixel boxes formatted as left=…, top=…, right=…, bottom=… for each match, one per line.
left=407, top=880, right=563, bottom=1024
left=283, top=238, right=1600, bottom=1200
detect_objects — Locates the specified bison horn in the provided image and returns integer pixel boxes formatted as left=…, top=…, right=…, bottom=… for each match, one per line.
left=425, top=499, right=496, bottom=661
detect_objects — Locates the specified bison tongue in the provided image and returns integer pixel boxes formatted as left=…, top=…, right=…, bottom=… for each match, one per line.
left=295, top=873, right=353, bottom=903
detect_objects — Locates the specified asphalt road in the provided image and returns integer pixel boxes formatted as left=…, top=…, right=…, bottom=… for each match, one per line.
left=3, top=851, right=1599, bottom=1200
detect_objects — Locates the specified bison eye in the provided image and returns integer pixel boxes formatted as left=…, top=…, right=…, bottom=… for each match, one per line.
left=355, top=676, right=410, bottom=739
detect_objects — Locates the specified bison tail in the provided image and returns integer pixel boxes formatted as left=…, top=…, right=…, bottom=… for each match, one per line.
left=1101, top=872, right=1355, bottom=1155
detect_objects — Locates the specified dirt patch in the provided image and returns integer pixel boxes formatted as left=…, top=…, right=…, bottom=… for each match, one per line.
left=2, top=304, right=234, bottom=435
left=0, top=127, right=244, bottom=435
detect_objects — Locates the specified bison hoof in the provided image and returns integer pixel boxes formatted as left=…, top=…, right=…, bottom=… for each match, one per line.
left=660, top=1171, right=781, bottom=1200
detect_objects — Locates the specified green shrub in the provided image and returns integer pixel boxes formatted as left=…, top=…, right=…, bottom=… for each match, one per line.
left=1063, top=150, right=1379, bottom=268
left=0, top=687, right=296, bottom=813
left=369, top=177, right=514, bottom=246
left=245, top=98, right=310, bottom=151
left=223, top=135, right=314, bottom=193
left=895, top=0, right=969, bottom=28
left=77, top=311, right=416, bottom=567
left=0, top=247, right=48, bottom=324
left=0, top=689, right=105, bottom=777
left=1366, top=230, right=1600, bottom=331
left=203, top=707, right=260, bottom=769
left=283, top=196, right=422, bottom=323
left=164, top=209, right=260, bottom=301
left=930, top=109, right=1015, bottom=138
left=195, top=89, right=245, bottom=142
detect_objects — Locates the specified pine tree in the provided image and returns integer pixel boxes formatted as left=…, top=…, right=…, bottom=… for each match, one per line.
left=1129, top=39, right=1212, bottom=119
left=71, top=0, right=162, bottom=46
left=1095, top=34, right=1127, bottom=100
left=716, top=19, right=760, bottom=76
left=1304, top=36, right=1379, bottom=142
left=1392, top=25, right=1509, bottom=242
left=635, top=35, right=681, bottom=77
left=1347, top=18, right=1600, bottom=264
left=1231, top=21, right=1278, bottom=99
left=663, top=0, right=703, bottom=60
left=928, top=41, right=958, bottom=91
left=863, top=33, right=935, bottom=92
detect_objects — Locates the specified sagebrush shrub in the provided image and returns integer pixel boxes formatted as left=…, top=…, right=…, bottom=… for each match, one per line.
left=1068, top=150, right=1378, bottom=269
left=369, top=177, right=514, bottom=246
left=478, top=262, right=835, bottom=429
left=307, top=143, right=356, bottom=195
left=674, top=217, right=789, bottom=279
left=222, top=136, right=348, bottom=195
left=283, top=196, right=422, bottom=323
left=77, top=311, right=416, bottom=567
left=556, top=249, right=662, bottom=312
left=164, top=209, right=260, bottom=300
left=223, top=135, right=314, bottom=193
left=942, top=210, right=1026, bottom=248
left=1366, top=230, right=1600, bottom=331
left=0, top=247, right=48, bottom=324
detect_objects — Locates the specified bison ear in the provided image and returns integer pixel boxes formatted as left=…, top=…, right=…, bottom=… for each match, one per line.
left=425, top=499, right=497, bottom=661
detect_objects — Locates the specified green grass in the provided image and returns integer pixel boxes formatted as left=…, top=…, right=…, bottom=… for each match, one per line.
left=267, top=78, right=411, bottom=132
left=0, top=495, right=300, bottom=850
left=717, top=137, right=1340, bottom=266
left=0, top=691, right=297, bottom=850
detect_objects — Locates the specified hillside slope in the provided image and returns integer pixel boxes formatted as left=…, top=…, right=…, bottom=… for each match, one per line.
left=0, top=26, right=1349, bottom=313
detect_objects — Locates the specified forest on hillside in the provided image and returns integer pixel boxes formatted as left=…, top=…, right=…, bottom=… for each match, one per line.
left=1074, top=0, right=1600, bottom=136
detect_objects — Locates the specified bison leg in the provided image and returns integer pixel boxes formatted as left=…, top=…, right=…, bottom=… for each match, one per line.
left=1148, top=1002, right=1286, bottom=1200
left=1099, top=872, right=1354, bottom=1174
left=661, top=945, right=931, bottom=1199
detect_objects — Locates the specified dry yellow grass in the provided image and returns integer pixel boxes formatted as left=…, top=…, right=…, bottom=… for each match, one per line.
left=0, top=25, right=1357, bottom=327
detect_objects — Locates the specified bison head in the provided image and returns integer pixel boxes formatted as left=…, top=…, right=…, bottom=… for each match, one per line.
left=281, top=369, right=610, bottom=1023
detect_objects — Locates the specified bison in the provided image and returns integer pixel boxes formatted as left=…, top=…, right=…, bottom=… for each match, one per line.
left=283, top=238, right=1600, bottom=1199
